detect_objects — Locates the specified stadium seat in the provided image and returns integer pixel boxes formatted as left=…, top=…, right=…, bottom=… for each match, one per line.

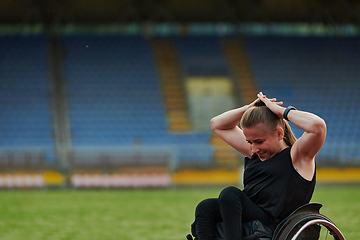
left=174, top=36, right=230, bottom=76
left=0, top=35, right=54, bottom=149
left=63, top=35, right=213, bottom=163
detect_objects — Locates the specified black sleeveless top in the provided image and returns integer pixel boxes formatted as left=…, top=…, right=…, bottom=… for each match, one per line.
left=243, top=147, right=316, bottom=224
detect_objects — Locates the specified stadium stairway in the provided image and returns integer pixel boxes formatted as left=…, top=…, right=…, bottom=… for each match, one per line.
left=170, top=36, right=239, bottom=167
left=203, top=38, right=260, bottom=167
left=209, top=134, right=241, bottom=166
left=222, top=38, right=258, bottom=104
left=152, top=38, right=192, bottom=132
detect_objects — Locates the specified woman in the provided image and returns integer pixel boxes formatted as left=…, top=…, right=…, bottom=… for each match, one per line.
left=193, top=92, right=326, bottom=240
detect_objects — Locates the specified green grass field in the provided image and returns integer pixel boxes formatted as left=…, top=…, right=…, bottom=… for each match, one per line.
left=0, top=185, right=359, bottom=240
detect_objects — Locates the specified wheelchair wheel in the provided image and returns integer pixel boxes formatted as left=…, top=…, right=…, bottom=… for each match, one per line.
left=276, top=213, right=345, bottom=240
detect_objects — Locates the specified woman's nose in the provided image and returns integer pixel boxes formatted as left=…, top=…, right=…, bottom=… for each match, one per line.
left=251, top=146, right=259, bottom=154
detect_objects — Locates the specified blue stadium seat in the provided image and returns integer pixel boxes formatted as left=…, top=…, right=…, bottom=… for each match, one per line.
left=63, top=35, right=213, bottom=163
left=0, top=35, right=54, bottom=150
left=174, top=36, right=230, bottom=76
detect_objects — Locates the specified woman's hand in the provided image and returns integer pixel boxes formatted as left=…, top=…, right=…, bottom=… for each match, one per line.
left=257, top=92, right=285, bottom=118
left=246, top=98, right=260, bottom=109
left=247, top=95, right=276, bottom=108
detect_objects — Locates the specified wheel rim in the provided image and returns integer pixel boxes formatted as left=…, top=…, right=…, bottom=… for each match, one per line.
left=290, top=219, right=345, bottom=240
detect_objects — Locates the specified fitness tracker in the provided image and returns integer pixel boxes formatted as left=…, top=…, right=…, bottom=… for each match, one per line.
left=283, top=106, right=297, bottom=121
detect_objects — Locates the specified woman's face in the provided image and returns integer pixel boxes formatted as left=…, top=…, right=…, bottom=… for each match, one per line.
left=243, top=122, right=283, bottom=161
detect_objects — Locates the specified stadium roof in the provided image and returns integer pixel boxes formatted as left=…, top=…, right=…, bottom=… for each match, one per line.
left=0, top=0, right=360, bottom=25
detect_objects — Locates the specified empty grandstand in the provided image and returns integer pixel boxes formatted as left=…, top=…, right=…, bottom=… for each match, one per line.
left=1, top=24, right=360, bottom=187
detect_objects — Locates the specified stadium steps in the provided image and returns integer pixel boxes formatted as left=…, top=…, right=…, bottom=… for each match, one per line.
left=152, top=39, right=192, bottom=132
left=222, top=38, right=258, bottom=104
left=194, top=38, right=244, bottom=166
left=48, top=36, right=72, bottom=169
left=210, top=133, right=241, bottom=166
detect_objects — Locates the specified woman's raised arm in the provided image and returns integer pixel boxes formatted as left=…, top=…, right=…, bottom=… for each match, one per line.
left=210, top=104, right=253, bottom=158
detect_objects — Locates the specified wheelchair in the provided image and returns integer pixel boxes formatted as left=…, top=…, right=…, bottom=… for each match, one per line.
left=186, top=203, right=346, bottom=240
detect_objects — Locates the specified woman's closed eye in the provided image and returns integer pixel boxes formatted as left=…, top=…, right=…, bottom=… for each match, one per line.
left=247, top=140, right=264, bottom=145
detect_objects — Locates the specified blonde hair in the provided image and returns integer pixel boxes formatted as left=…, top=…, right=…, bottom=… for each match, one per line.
left=240, top=102, right=297, bottom=146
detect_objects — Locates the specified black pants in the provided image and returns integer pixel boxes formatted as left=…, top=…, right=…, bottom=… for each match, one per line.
left=194, top=186, right=273, bottom=240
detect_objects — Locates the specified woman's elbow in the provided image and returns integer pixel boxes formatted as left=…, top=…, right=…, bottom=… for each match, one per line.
left=210, top=117, right=218, bottom=131
left=312, top=118, right=327, bottom=136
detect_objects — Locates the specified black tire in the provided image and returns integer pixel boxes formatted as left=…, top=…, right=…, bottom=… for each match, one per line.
left=276, top=213, right=345, bottom=240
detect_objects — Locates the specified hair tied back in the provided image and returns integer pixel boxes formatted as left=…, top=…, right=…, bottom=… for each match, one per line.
left=254, top=100, right=266, bottom=107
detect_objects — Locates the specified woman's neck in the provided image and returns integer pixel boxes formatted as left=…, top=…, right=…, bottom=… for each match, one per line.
left=277, top=142, right=289, bottom=154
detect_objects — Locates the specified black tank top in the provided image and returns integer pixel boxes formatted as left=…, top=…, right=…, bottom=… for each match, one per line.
left=243, top=147, right=316, bottom=224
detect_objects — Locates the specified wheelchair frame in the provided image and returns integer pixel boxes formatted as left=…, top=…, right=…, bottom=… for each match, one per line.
left=186, top=203, right=346, bottom=240
left=272, top=202, right=345, bottom=240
